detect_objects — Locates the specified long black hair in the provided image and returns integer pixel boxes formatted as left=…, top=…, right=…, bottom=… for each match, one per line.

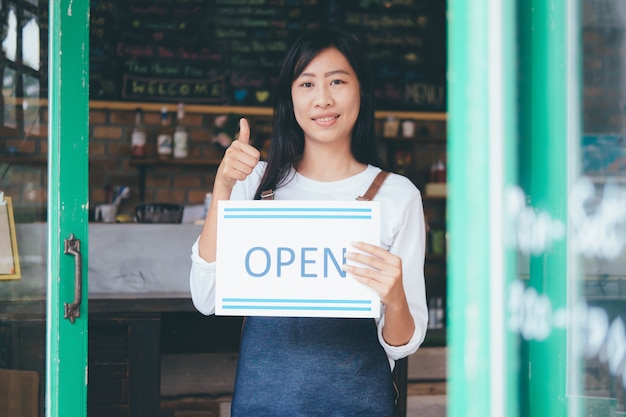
left=253, top=27, right=384, bottom=200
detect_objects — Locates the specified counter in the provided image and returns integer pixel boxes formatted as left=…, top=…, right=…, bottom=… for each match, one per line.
left=2, top=223, right=202, bottom=304
left=1, top=223, right=219, bottom=417
left=9, top=222, right=626, bottom=301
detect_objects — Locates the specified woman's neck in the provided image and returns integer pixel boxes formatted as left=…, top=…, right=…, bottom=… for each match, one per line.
left=296, top=147, right=367, bottom=181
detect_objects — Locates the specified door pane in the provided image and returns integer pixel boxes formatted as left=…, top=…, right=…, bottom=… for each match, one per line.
left=0, top=1, right=48, bottom=416
left=579, top=0, right=626, bottom=413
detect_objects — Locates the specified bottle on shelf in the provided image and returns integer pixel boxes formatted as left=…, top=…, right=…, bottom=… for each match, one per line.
left=435, top=297, right=444, bottom=328
left=426, top=156, right=448, bottom=197
left=434, top=158, right=446, bottom=182
left=173, top=102, right=189, bottom=159
left=428, top=298, right=437, bottom=329
left=429, top=158, right=446, bottom=183
left=130, top=107, right=146, bottom=158
left=427, top=297, right=445, bottom=329
left=157, top=106, right=173, bottom=159
left=429, top=229, right=446, bottom=255
left=383, top=115, right=399, bottom=137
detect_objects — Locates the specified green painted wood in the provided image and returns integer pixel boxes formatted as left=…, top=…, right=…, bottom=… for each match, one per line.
left=447, top=0, right=489, bottom=413
left=447, top=0, right=518, bottom=416
left=46, top=1, right=90, bottom=417
left=500, top=3, right=520, bottom=416
left=517, top=0, right=581, bottom=416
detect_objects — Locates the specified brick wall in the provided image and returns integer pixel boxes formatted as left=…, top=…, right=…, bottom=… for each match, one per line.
left=1, top=106, right=272, bottom=221
left=88, top=107, right=228, bottom=214
left=2, top=106, right=445, bottom=222
left=583, top=26, right=626, bottom=133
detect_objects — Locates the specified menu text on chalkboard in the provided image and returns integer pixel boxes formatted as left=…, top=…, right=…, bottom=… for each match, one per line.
left=89, top=0, right=446, bottom=112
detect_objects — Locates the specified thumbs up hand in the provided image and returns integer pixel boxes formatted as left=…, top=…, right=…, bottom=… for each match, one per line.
left=214, top=118, right=261, bottom=196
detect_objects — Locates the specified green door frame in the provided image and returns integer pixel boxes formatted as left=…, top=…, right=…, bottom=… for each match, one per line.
left=46, top=1, right=90, bottom=416
left=447, top=0, right=518, bottom=416
left=518, top=1, right=581, bottom=416
left=448, top=0, right=580, bottom=416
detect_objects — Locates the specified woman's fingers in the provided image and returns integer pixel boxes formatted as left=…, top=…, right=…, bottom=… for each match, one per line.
left=229, top=136, right=261, bottom=161
left=344, top=241, right=402, bottom=271
left=342, top=241, right=404, bottom=305
left=237, top=118, right=251, bottom=145
left=216, top=118, right=260, bottom=186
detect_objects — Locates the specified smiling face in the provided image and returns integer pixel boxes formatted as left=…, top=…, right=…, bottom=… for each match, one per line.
left=291, top=47, right=361, bottom=149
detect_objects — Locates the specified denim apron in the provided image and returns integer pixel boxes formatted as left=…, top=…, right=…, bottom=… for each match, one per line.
left=230, top=316, right=396, bottom=417
left=231, top=171, right=395, bottom=416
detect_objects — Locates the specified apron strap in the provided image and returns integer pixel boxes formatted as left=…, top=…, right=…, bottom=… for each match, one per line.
left=260, top=189, right=274, bottom=200
left=260, top=170, right=391, bottom=201
left=356, top=170, right=390, bottom=201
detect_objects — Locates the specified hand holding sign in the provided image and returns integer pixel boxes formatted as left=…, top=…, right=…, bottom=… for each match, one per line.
left=343, top=241, right=405, bottom=310
left=214, top=118, right=261, bottom=195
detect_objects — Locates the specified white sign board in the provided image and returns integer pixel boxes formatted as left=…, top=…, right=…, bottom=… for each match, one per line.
left=215, top=200, right=381, bottom=318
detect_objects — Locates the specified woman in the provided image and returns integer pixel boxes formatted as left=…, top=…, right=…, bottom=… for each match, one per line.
left=190, top=28, right=428, bottom=416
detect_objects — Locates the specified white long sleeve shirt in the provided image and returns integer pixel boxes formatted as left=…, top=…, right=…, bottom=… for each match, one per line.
left=190, top=163, right=428, bottom=365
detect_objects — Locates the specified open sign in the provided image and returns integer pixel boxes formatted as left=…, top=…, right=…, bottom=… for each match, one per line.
left=215, top=200, right=381, bottom=318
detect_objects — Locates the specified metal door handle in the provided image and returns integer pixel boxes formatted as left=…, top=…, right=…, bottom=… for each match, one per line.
left=64, top=234, right=82, bottom=323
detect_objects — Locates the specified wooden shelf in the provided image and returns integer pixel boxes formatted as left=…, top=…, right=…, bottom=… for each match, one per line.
left=129, top=158, right=222, bottom=166
left=89, top=100, right=447, bottom=120
left=423, top=195, right=447, bottom=201
left=0, top=156, right=47, bottom=164
left=32, top=98, right=447, bottom=119
left=2, top=155, right=223, bottom=168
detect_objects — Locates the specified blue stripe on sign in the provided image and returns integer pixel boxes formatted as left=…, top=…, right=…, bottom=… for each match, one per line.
left=221, top=298, right=373, bottom=312
left=222, top=298, right=372, bottom=304
left=224, top=207, right=372, bottom=212
left=224, top=215, right=371, bottom=219
left=221, top=305, right=372, bottom=311
left=223, top=207, right=372, bottom=219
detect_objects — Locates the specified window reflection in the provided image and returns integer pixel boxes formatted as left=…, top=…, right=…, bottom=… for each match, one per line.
left=23, top=73, right=39, bottom=133
left=0, top=1, right=41, bottom=135
left=581, top=0, right=626, bottom=412
left=2, top=7, right=17, bottom=62
left=2, top=66, right=16, bottom=128
left=22, top=16, right=39, bottom=70
left=0, top=1, right=45, bottom=226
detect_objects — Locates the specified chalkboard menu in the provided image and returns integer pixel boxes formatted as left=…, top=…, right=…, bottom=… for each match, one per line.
left=90, top=0, right=446, bottom=112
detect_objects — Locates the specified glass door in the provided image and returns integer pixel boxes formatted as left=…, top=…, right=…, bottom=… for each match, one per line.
left=448, top=0, right=625, bottom=416
left=0, top=1, right=89, bottom=417
left=576, top=0, right=626, bottom=414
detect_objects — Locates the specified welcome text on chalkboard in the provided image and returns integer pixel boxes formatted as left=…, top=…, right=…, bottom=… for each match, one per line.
left=89, top=0, right=446, bottom=111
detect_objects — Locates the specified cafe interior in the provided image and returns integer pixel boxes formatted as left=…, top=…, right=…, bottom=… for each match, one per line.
left=1, top=1, right=625, bottom=417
